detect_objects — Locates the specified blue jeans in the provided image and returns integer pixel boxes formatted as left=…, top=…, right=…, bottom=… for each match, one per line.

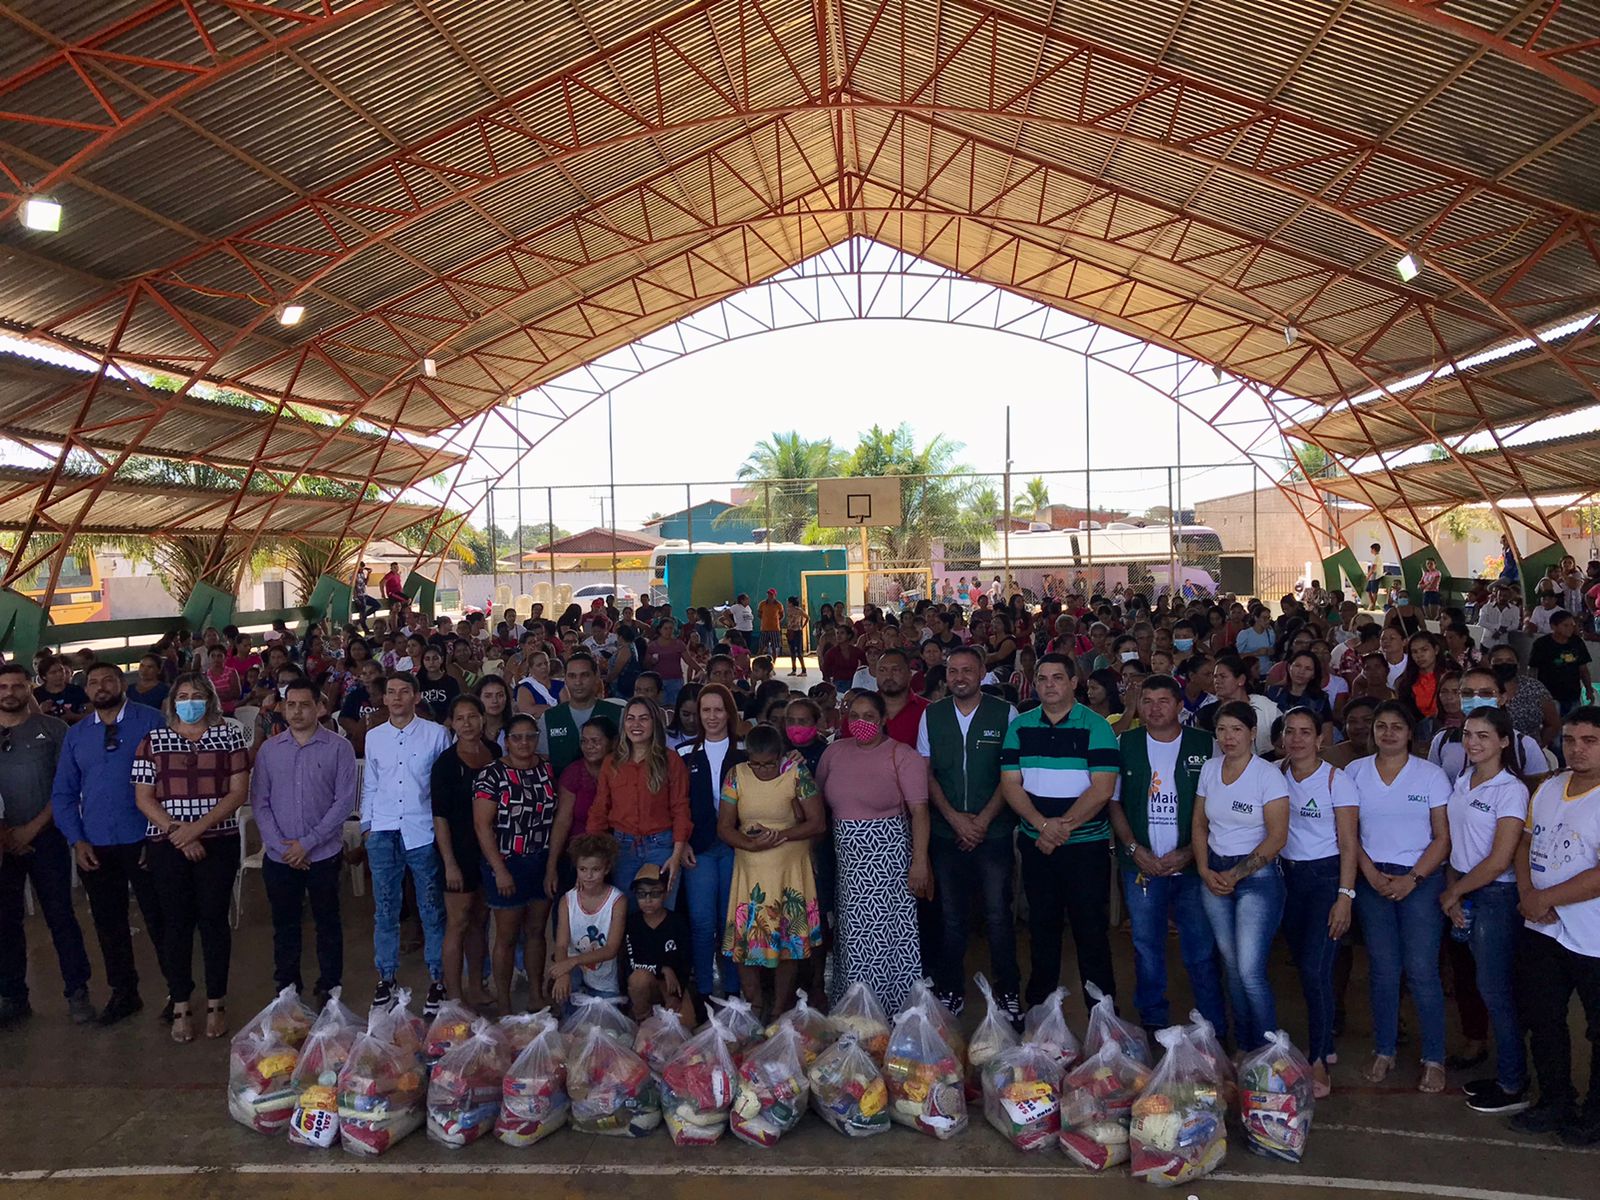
left=1200, top=850, right=1285, bottom=1050
left=1121, top=867, right=1226, bottom=1033
left=1355, top=864, right=1446, bottom=1063
left=0, top=826, right=92, bottom=1002
left=367, top=831, right=445, bottom=980
left=1281, top=854, right=1342, bottom=1064
left=683, top=839, right=738, bottom=995
left=932, top=835, right=1020, bottom=999
left=1466, top=881, right=1527, bottom=1092
left=612, top=829, right=680, bottom=911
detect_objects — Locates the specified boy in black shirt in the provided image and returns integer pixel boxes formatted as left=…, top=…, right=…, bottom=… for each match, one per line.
left=621, top=863, right=694, bottom=1023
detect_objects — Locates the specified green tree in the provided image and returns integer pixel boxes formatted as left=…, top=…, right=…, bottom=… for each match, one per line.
left=1013, top=476, right=1051, bottom=519
left=719, top=432, right=847, bottom=542
left=969, top=485, right=1002, bottom=522
left=1287, top=441, right=1333, bottom=481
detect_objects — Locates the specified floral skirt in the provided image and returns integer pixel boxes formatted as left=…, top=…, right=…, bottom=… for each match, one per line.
left=722, top=841, right=822, bottom=968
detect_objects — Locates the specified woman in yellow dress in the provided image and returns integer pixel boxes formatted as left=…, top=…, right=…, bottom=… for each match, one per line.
left=717, top=723, right=826, bottom=1018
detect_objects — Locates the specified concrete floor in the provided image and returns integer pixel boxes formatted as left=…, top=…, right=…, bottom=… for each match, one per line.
left=2, top=774, right=1596, bottom=1198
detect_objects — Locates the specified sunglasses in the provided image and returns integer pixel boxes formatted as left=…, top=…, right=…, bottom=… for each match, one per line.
left=633, top=886, right=667, bottom=898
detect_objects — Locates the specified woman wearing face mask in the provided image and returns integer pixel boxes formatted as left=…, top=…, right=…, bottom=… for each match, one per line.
left=132, top=674, right=249, bottom=1043
left=676, top=683, right=746, bottom=998
left=1426, top=667, right=1546, bottom=786
left=1486, top=646, right=1561, bottom=748
left=814, top=690, right=932, bottom=1014
left=783, top=697, right=835, bottom=1006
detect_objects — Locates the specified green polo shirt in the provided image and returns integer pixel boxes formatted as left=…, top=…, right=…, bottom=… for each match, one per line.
left=1000, top=702, right=1120, bottom=843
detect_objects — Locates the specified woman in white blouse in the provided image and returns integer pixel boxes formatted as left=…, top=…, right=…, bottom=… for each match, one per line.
left=1347, top=700, right=1452, bottom=1092
left=1192, top=700, right=1289, bottom=1051
left=1440, top=706, right=1531, bottom=1116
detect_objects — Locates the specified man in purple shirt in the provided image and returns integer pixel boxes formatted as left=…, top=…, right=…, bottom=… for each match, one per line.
left=250, top=678, right=357, bottom=1006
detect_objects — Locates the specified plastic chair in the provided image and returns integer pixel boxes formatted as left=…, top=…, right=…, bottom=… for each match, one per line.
left=1543, top=747, right=1559, bottom=773
left=231, top=706, right=259, bottom=748
left=230, top=803, right=265, bottom=930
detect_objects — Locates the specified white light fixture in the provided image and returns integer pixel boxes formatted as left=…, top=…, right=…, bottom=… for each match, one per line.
left=1211, top=364, right=1225, bottom=385
left=1284, top=324, right=1299, bottom=346
left=278, top=303, right=305, bottom=327
left=21, top=198, right=61, bottom=232
left=422, top=357, right=437, bottom=378
left=1396, top=252, right=1420, bottom=282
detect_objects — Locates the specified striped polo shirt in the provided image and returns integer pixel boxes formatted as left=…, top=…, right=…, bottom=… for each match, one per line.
left=1001, top=702, right=1120, bottom=843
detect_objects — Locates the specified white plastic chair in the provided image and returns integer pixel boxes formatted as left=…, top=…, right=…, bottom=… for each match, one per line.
left=230, top=803, right=265, bottom=929
left=231, top=706, right=259, bottom=748
left=1543, top=747, right=1560, bottom=773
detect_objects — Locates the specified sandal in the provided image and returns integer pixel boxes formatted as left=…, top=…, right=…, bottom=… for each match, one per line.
left=170, top=1002, right=194, bottom=1044
left=205, top=1000, right=227, bottom=1040
left=1312, top=1061, right=1332, bottom=1100
left=1419, top=1061, right=1447, bottom=1094
left=1362, top=1053, right=1395, bottom=1084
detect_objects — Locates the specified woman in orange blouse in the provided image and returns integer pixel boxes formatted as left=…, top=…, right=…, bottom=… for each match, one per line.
left=585, top=697, right=692, bottom=907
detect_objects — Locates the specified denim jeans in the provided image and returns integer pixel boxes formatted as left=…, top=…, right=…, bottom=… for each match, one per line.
left=1355, top=864, right=1445, bottom=1063
left=1120, top=867, right=1226, bottom=1033
left=1280, top=854, right=1341, bottom=1063
left=367, top=831, right=445, bottom=980
left=683, top=838, right=738, bottom=995
left=931, top=835, right=1020, bottom=999
left=1200, top=850, right=1285, bottom=1050
left=0, top=826, right=92, bottom=1002
left=613, top=829, right=681, bottom=911
left=1465, top=881, right=1527, bottom=1092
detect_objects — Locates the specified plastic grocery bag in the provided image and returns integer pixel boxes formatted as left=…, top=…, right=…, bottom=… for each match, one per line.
left=899, top=977, right=966, bottom=1063
left=966, top=973, right=1020, bottom=1100
left=706, top=994, right=764, bottom=1061
left=337, top=1006, right=427, bottom=1156
left=385, top=986, right=427, bottom=1065
left=239, top=983, right=316, bottom=1049
left=982, top=1043, right=1062, bottom=1152
left=423, top=998, right=478, bottom=1066
left=1022, top=985, right=1082, bottom=1073
left=228, top=1024, right=301, bottom=1134
left=828, top=981, right=891, bottom=1064
left=308, top=987, right=360, bottom=1038
left=807, top=1035, right=889, bottom=1137
left=288, top=1020, right=360, bottom=1149
left=427, top=1019, right=513, bottom=1147
left=1183, top=1009, right=1235, bottom=1107
left=567, top=1022, right=661, bottom=1137
left=1129, top=1027, right=1227, bottom=1187
left=1239, top=1029, right=1315, bottom=1163
left=660, top=1021, right=737, bottom=1145
left=499, top=1009, right=552, bottom=1054
left=730, top=1024, right=809, bottom=1148
left=1082, top=981, right=1150, bottom=1066
left=496, top=1013, right=568, bottom=1147
left=1057, top=1039, right=1153, bottom=1170
left=766, top=990, right=835, bottom=1069
left=883, top=1007, right=967, bottom=1139
left=635, top=1005, right=690, bottom=1076
left=559, top=992, right=638, bottom=1055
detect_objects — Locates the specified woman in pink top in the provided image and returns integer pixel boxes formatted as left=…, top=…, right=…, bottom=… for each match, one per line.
left=643, top=616, right=688, bottom=708
left=814, top=690, right=932, bottom=1015
left=544, top=716, right=617, bottom=901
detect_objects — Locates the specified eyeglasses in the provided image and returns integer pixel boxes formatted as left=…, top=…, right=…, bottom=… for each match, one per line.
left=103, top=722, right=120, bottom=753
left=633, top=886, right=667, bottom=898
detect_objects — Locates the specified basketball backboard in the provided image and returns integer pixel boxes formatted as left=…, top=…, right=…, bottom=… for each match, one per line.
left=816, top=476, right=902, bottom=528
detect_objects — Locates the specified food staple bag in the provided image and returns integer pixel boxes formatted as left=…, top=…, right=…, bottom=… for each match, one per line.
left=496, top=1013, right=568, bottom=1147
left=427, top=1019, right=513, bottom=1147
left=423, top=998, right=479, bottom=1067
left=384, top=986, right=428, bottom=1064
left=567, top=1022, right=661, bottom=1137
left=1129, top=1027, right=1227, bottom=1187
left=1239, top=1029, right=1315, bottom=1163
left=965, top=973, right=1020, bottom=1101
left=227, top=985, right=315, bottom=1133
left=883, top=1007, right=967, bottom=1139
left=807, top=1035, right=889, bottom=1137
left=559, top=992, right=638, bottom=1056
left=659, top=1021, right=737, bottom=1145
left=1057, top=1039, right=1153, bottom=1170
left=634, top=1005, right=690, bottom=1077
left=1021, top=985, right=1082, bottom=1074
left=287, top=993, right=363, bottom=1149
left=765, top=989, right=835, bottom=1070
left=898, top=978, right=966, bottom=1064
left=706, top=995, right=764, bottom=1061
left=1082, top=981, right=1150, bottom=1066
left=498, top=1009, right=553, bottom=1054
left=336, top=1006, right=426, bottom=1156
left=981, top=1043, right=1062, bottom=1151
left=828, top=981, right=891, bottom=1064
left=1183, top=1008, right=1236, bottom=1108
left=730, top=1024, right=809, bottom=1148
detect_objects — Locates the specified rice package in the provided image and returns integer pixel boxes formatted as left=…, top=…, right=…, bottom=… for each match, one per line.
left=706, top=995, right=764, bottom=1061
left=882, top=1007, right=967, bottom=1139
left=288, top=1018, right=360, bottom=1149
left=1082, top=981, right=1150, bottom=1066
left=659, top=1021, right=737, bottom=1145
left=1239, top=1029, right=1315, bottom=1163
left=981, top=1043, right=1062, bottom=1151
left=1183, top=1009, right=1235, bottom=1107
left=635, top=1005, right=690, bottom=1076
left=496, top=1013, right=568, bottom=1147
left=828, top=981, right=891, bottom=1064
left=427, top=1019, right=513, bottom=1147
left=559, top=992, right=638, bottom=1056
left=1022, top=985, right=1082, bottom=1074
left=567, top=1023, right=661, bottom=1137
left=765, top=990, right=835, bottom=1069
left=1057, top=1040, right=1153, bottom=1170
left=1129, top=1028, right=1227, bottom=1187
left=423, top=998, right=478, bottom=1066
left=807, top=1035, right=890, bottom=1137
left=899, top=977, right=967, bottom=1064
left=337, top=1006, right=426, bottom=1156
left=730, top=1024, right=809, bottom=1148
left=966, top=974, right=1020, bottom=1100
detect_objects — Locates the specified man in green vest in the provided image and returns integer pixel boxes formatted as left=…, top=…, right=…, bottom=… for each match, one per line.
left=1107, top=674, right=1226, bottom=1037
left=537, top=651, right=624, bottom=778
left=916, top=646, right=1019, bottom=1021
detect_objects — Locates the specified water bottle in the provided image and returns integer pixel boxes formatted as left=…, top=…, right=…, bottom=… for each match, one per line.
left=1450, top=896, right=1475, bottom=943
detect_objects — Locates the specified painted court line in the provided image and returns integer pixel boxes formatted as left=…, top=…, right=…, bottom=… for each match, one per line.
left=1318, top=1121, right=1600, bottom=1156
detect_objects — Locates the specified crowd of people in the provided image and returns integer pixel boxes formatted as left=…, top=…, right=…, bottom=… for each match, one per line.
left=3, top=555, right=1599, bottom=1148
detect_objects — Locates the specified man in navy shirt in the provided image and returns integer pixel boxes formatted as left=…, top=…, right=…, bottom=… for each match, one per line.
left=51, top=661, right=167, bottom=1025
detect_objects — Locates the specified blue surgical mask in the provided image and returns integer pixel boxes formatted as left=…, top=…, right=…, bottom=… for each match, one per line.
left=1174, top=638, right=1194, bottom=652
left=1459, top=696, right=1499, bottom=714
left=174, top=698, right=207, bottom=723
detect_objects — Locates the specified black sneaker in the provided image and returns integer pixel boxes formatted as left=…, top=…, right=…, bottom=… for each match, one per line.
left=1462, top=1077, right=1496, bottom=1100
left=1509, top=1100, right=1572, bottom=1135
left=1467, top=1084, right=1530, bottom=1115
left=0, top=996, right=32, bottom=1027
left=933, top=989, right=965, bottom=1019
left=66, top=988, right=96, bottom=1025
left=424, top=979, right=446, bottom=1019
left=999, top=992, right=1023, bottom=1030
left=371, top=979, right=396, bottom=1010
left=1558, top=1105, right=1600, bottom=1147
left=95, top=990, right=143, bottom=1027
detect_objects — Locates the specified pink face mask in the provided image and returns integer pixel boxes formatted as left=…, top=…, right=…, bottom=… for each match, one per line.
left=785, top=725, right=818, bottom=746
left=846, top=718, right=881, bottom=744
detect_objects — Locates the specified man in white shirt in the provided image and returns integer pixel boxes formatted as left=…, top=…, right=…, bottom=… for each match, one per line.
left=360, top=671, right=452, bottom=1015
left=1524, top=589, right=1564, bottom=637
left=728, top=594, right=754, bottom=633
left=1478, top=585, right=1523, bottom=648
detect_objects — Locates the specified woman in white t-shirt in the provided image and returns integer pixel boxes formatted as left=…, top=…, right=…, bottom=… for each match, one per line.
left=1347, top=700, right=1452, bottom=1093
left=1439, top=707, right=1531, bottom=1115
left=1192, top=700, right=1289, bottom=1050
left=1278, top=706, right=1359, bottom=1097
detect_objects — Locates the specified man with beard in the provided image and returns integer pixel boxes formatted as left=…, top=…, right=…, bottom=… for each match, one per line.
left=877, top=648, right=928, bottom=747
left=49, top=660, right=166, bottom=1025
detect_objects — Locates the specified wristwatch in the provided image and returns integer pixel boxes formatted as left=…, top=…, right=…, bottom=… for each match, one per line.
left=1337, top=887, right=1356, bottom=899
left=1412, top=872, right=1428, bottom=885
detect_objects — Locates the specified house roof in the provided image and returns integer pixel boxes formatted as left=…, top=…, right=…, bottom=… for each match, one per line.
left=526, top=526, right=663, bottom=556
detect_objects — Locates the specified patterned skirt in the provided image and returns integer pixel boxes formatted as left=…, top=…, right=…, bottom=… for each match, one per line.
left=723, top=841, right=822, bottom=968
left=827, top=815, right=922, bottom=1016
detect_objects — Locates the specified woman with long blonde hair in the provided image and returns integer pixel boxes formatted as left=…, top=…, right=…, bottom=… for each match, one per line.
left=585, top=696, right=691, bottom=906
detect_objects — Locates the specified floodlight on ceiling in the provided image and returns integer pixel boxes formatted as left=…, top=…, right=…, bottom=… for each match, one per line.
left=422, top=358, right=437, bottom=378
left=1396, top=253, right=1420, bottom=282
left=22, top=198, right=61, bottom=232
left=1211, top=365, right=1225, bottom=385
left=1284, top=324, right=1299, bottom=346
left=278, top=304, right=306, bottom=327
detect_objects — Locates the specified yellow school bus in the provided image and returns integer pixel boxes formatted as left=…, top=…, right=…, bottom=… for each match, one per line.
left=13, top=552, right=107, bottom=623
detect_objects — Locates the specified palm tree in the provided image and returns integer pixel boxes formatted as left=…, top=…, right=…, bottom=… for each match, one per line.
left=718, top=432, right=847, bottom=542
left=969, top=485, right=1002, bottom=522
left=1013, top=476, right=1051, bottom=519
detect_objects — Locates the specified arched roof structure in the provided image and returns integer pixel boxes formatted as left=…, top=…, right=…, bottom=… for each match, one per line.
left=2, top=0, right=1597, bottom=596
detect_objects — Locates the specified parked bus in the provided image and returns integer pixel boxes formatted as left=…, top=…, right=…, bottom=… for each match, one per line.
left=979, top=522, right=1223, bottom=597
left=11, top=551, right=107, bottom=623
